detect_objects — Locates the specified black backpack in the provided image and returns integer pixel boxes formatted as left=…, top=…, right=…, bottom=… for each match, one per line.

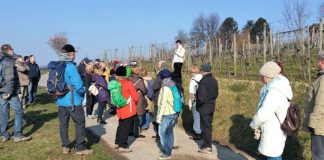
left=276, top=104, right=301, bottom=136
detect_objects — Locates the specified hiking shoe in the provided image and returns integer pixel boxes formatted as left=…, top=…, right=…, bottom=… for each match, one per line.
left=13, top=136, right=32, bottom=143
left=189, top=134, right=202, bottom=140
left=114, top=144, right=119, bottom=149
left=1, top=136, right=9, bottom=142
left=134, top=135, right=145, bottom=138
left=109, top=110, right=116, bottom=115
left=76, top=149, right=93, bottom=155
left=62, top=147, right=71, bottom=154
left=93, top=114, right=98, bottom=118
left=157, top=154, right=171, bottom=160
left=172, top=146, right=179, bottom=149
left=118, top=147, right=132, bottom=153
left=97, top=118, right=107, bottom=124
left=87, top=115, right=95, bottom=119
left=198, top=147, right=212, bottom=154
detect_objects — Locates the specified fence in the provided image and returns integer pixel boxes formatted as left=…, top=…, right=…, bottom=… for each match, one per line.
left=102, top=18, right=324, bottom=83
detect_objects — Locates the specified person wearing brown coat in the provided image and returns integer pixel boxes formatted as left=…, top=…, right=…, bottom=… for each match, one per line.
left=304, top=53, right=324, bottom=160
left=131, top=67, right=148, bottom=138
left=15, top=55, right=29, bottom=108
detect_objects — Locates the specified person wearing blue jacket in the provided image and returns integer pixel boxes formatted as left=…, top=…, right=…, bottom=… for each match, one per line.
left=56, top=44, right=93, bottom=155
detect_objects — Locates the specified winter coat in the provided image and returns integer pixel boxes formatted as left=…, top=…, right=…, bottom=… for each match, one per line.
left=15, top=61, right=30, bottom=86
left=143, top=76, right=153, bottom=111
left=250, top=75, right=293, bottom=157
left=173, top=45, right=185, bottom=63
left=196, top=73, right=218, bottom=114
left=152, top=72, right=162, bottom=106
left=27, top=62, right=40, bottom=83
left=131, top=75, right=148, bottom=116
left=189, top=74, right=203, bottom=109
left=84, top=73, right=96, bottom=106
left=116, top=79, right=139, bottom=119
left=93, top=75, right=109, bottom=103
left=304, top=71, right=324, bottom=136
left=157, top=78, right=176, bottom=124
left=0, top=52, right=21, bottom=95
left=77, top=62, right=86, bottom=82
left=56, top=62, right=85, bottom=107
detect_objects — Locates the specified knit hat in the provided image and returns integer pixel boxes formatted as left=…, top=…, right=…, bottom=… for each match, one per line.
left=116, top=66, right=127, bottom=76
left=200, top=63, right=212, bottom=72
left=83, top=57, right=91, bottom=64
left=160, top=69, right=172, bottom=79
left=62, top=44, right=75, bottom=53
left=259, top=61, right=281, bottom=78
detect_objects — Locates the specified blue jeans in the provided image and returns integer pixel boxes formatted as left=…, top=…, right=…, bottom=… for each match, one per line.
left=141, top=111, right=150, bottom=129
left=258, top=155, right=282, bottom=160
left=158, top=114, right=178, bottom=156
left=311, top=135, right=324, bottom=160
left=192, top=106, right=201, bottom=134
left=27, top=81, right=38, bottom=103
left=0, top=95, right=24, bottom=138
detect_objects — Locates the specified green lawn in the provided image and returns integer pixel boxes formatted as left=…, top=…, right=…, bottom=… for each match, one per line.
left=0, top=89, right=112, bottom=160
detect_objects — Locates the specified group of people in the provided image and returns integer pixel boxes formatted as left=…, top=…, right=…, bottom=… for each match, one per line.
left=0, top=39, right=323, bottom=160
left=0, top=44, right=41, bottom=143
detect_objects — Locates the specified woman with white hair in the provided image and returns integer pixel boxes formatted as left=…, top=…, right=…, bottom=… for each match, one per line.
left=250, top=61, right=293, bottom=160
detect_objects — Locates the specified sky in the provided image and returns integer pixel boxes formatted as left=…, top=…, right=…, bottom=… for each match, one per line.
left=0, top=0, right=323, bottom=66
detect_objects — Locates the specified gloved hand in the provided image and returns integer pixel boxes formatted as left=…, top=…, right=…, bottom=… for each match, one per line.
left=254, top=128, right=261, bottom=140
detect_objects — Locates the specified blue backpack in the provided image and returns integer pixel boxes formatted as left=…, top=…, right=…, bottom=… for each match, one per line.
left=147, top=80, right=154, bottom=100
left=47, top=61, right=70, bottom=96
left=169, top=85, right=182, bottom=113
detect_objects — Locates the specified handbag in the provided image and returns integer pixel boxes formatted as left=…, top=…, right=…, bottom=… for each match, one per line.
left=88, top=82, right=99, bottom=96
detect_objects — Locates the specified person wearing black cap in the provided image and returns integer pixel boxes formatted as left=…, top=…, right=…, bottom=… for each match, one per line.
left=56, top=44, right=93, bottom=155
left=196, top=63, right=218, bottom=154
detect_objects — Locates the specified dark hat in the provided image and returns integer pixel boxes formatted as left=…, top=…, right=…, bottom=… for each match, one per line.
left=62, top=44, right=75, bottom=53
left=200, top=63, right=212, bottom=72
left=116, top=66, right=127, bottom=76
left=83, top=57, right=91, bottom=63
left=160, top=69, right=172, bottom=79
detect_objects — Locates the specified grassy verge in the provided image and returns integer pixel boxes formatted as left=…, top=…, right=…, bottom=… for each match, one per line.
left=0, top=89, right=112, bottom=160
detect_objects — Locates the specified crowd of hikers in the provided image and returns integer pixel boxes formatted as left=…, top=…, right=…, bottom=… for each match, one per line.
left=0, top=39, right=323, bottom=160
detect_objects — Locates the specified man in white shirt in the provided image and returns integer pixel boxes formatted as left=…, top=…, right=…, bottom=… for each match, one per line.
left=172, top=40, right=185, bottom=81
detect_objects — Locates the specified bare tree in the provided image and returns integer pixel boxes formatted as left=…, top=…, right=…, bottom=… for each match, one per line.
left=282, top=0, right=309, bottom=30
left=48, top=32, right=69, bottom=55
left=175, top=30, right=189, bottom=43
left=190, top=13, right=220, bottom=43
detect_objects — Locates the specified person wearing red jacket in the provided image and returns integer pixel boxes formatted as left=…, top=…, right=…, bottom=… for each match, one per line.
left=114, top=66, right=139, bottom=153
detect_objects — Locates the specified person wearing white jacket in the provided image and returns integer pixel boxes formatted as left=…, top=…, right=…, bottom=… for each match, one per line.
left=172, top=40, right=185, bottom=81
left=250, top=62, right=293, bottom=160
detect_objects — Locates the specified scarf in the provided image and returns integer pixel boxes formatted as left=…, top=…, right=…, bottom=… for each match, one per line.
left=256, top=76, right=281, bottom=112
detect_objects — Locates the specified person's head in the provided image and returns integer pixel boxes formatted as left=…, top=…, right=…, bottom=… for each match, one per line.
left=61, top=44, right=76, bottom=61
left=259, top=61, right=281, bottom=84
left=131, top=67, right=141, bottom=76
left=130, top=61, right=137, bottom=68
left=199, top=63, right=212, bottom=76
left=276, top=60, right=285, bottom=74
left=140, top=68, right=148, bottom=77
left=94, top=66, right=104, bottom=76
left=85, top=64, right=94, bottom=74
left=317, top=52, right=324, bottom=70
left=116, top=66, right=127, bottom=80
left=24, top=56, right=30, bottom=62
left=99, top=61, right=107, bottom=69
left=1, top=44, right=14, bottom=55
left=160, top=69, right=172, bottom=80
left=15, top=55, right=23, bottom=63
left=29, top=55, right=36, bottom=64
left=190, top=66, right=200, bottom=77
left=176, top=40, right=182, bottom=48
left=157, top=60, right=167, bottom=71
left=83, top=57, right=91, bottom=64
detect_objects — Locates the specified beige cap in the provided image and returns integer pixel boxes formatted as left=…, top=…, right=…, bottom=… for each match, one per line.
left=259, top=61, right=281, bottom=78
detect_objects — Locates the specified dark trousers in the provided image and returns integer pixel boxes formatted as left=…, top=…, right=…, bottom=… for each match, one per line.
left=173, top=62, right=183, bottom=77
left=153, top=104, right=160, bottom=138
left=134, top=115, right=142, bottom=136
left=200, top=112, right=214, bottom=148
left=115, top=115, right=135, bottom=148
left=58, top=106, right=87, bottom=151
left=312, top=135, right=324, bottom=160
left=97, top=102, right=107, bottom=119
left=86, top=94, right=95, bottom=116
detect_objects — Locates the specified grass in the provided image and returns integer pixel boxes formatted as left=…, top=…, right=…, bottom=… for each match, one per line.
left=0, top=89, right=112, bottom=160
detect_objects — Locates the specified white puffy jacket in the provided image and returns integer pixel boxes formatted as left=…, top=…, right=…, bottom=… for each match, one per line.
left=250, top=75, right=293, bottom=157
left=173, top=45, right=185, bottom=63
